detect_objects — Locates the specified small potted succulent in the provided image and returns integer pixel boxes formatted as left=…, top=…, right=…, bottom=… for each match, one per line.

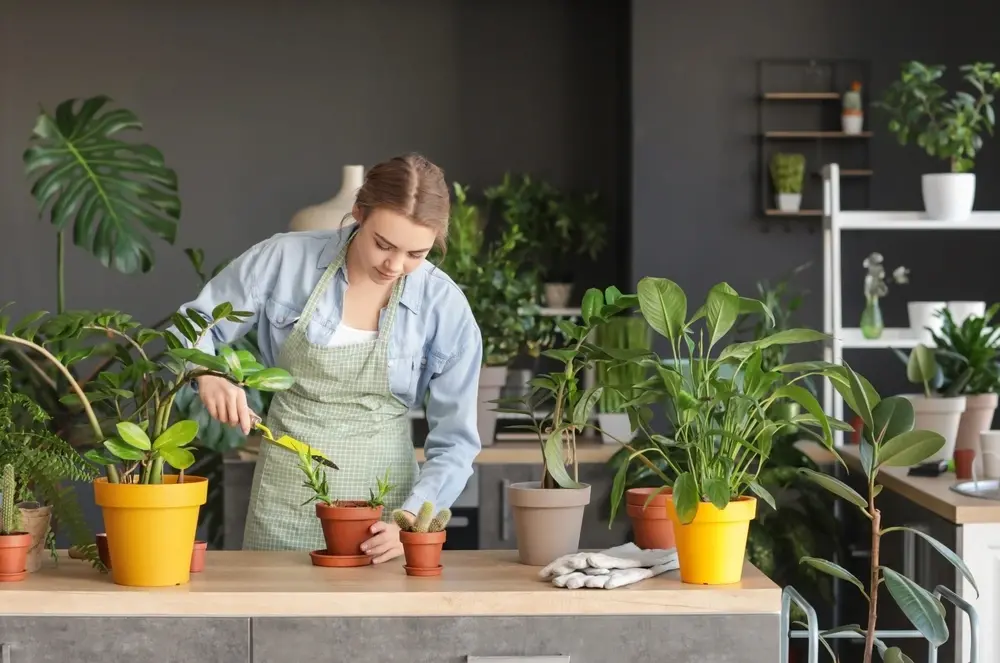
left=860, top=252, right=909, bottom=340
left=393, top=501, right=451, bottom=577
left=769, top=153, right=805, bottom=212
left=841, top=80, right=864, bottom=134
left=0, top=464, right=31, bottom=582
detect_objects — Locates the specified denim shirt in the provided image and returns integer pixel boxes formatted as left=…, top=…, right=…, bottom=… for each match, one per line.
left=173, top=225, right=483, bottom=514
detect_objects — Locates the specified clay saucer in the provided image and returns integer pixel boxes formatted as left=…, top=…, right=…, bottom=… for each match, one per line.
left=403, top=565, right=442, bottom=577
left=310, top=550, right=371, bottom=568
left=0, top=569, right=27, bottom=582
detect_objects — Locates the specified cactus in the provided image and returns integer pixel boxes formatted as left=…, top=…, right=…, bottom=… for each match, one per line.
left=1, top=463, right=19, bottom=535
left=769, top=153, right=805, bottom=194
left=413, top=501, right=434, bottom=532
left=392, top=508, right=412, bottom=531
left=843, top=81, right=863, bottom=112
left=393, top=502, right=452, bottom=533
left=428, top=508, right=451, bottom=533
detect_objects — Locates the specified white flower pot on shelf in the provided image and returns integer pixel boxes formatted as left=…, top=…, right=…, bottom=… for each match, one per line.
left=903, top=394, right=967, bottom=463
left=922, top=173, right=976, bottom=221
left=947, top=301, right=986, bottom=325
left=597, top=412, right=633, bottom=445
left=544, top=283, right=573, bottom=308
left=841, top=113, right=864, bottom=135
left=907, top=301, right=947, bottom=344
left=776, top=193, right=802, bottom=212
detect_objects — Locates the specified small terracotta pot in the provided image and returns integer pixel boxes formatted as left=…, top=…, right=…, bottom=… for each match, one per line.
left=954, top=449, right=976, bottom=480
left=190, top=540, right=207, bottom=573
left=400, top=530, right=446, bottom=576
left=0, top=532, right=32, bottom=579
left=96, top=533, right=112, bottom=569
left=625, top=487, right=675, bottom=550
left=316, top=501, right=382, bottom=556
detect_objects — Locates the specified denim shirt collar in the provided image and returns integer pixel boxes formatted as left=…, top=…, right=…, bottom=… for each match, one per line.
left=315, top=226, right=424, bottom=315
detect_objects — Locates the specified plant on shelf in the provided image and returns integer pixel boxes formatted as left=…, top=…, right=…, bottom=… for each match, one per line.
left=607, top=278, right=859, bottom=585
left=0, top=463, right=31, bottom=581
left=841, top=81, right=865, bottom=134
left=593, top=315, right=651, bottom=445
left=895, top=344, right=967, bottom=466
left=769, top=153, right=806, bottom=213
left=860, top=252, right=909, bottom=340
left=494, top=286, right=641, bottom=565
left=797, top=363, right=975, bottom=663
left=393, top=501, right=452, bottom=576
left=876, top=61, right=1000, bottom=220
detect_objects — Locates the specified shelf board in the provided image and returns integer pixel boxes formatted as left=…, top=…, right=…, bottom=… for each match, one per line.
left=765, top=209, right=822, bottom=217
left=814, top=169, right=872, bottom=177
left=765, top=131, right=872, bottom=139
left=762, top=92, right=842, bottom=100
left=539, top=307, right=582, bottom=317
left=837, top=328, right=921, bottom=349
left=834, top=211, right=1000, bottom=230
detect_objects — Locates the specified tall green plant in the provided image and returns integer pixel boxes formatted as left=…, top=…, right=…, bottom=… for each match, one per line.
left=877, top=61, right=1000, bottom=173
left=770, top=153, right=806, bottom=194
left=930, top=306, right=1000, bottom=397
left=593, top=315, right=651, bottom=412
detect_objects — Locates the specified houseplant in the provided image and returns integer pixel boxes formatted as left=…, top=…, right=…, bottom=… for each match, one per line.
left=770, top=153, right=806, bottom=212
left=861, top=252, right=909, bottom=340
left=0, top=464, right=31, bottom=581
left=798, top=363, right=975, bottom=663
left=608, top=278, right=857, bottom=584
left=842, top=81, right=864, bottom=134
left=877, top=60, right=1000, bottom=221
left=593, top=314, right=651, bottom=445
left=900, top=344, right=967, bottom=464
left=0, top=304, right=295, bottom=586
left=495, top=286, right=641, bottom=565
left=393, top=501, right=452, bottom=577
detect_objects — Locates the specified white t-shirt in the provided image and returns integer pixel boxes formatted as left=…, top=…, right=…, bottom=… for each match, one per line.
left=328, top=323, right=377, bottom=347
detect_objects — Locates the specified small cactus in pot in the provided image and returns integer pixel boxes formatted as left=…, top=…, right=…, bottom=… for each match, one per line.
left=0, top=463, right=32, bottom=581
left=394, top=501, right=451, bottom=576
left=842, top=81, right=864, bottom=134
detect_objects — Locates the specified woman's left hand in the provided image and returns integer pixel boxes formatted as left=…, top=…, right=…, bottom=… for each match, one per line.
left=362, top=513, right=413, bottom=563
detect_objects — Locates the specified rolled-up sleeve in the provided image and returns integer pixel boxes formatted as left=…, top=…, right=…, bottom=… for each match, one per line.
left=401, top=312, right=483, bottom=514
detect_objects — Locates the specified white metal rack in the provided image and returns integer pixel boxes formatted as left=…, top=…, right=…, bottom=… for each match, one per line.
left=821, top=163, right=1000, bottom=446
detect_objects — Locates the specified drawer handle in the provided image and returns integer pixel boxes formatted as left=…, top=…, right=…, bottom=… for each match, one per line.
left=468, top=657, right=569, bottom=662
left=500, top=479, right=511, bottom=541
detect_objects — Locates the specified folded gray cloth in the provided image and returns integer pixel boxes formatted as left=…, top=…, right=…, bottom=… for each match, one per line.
left=538, top=543, right=679, bottom=589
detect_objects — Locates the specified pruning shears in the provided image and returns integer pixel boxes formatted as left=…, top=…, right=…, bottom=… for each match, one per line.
left=249, top=412, right=339, bottom=470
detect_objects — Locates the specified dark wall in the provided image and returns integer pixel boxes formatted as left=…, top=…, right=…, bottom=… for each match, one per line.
left=631, top=0, right=1000, bottom=396
left=0, top=0, right=627, bottom=323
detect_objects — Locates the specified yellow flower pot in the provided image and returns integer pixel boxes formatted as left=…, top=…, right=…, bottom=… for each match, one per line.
left=667, top=495, right=757, bottom=585
left=94, top=475, right=208, bottom=587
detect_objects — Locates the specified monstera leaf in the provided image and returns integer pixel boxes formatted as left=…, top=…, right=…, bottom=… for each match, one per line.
left=23, top=95, right=181, bottom=275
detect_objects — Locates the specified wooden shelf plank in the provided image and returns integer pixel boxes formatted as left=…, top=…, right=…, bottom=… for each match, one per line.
left=813, top=169, right=873, bottom=177
left=764, top=209, right=822, bottom=217
left=763, top=92, right=841, bottom=100
left=765, top=131, right=872, bottom=138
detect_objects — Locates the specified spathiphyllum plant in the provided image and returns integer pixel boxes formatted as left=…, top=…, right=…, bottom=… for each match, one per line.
left=930, top=306, right=1000, bottom=396
left=798, top=363, right=976, bottom=663
left=0, top=303, right=295, bottom=484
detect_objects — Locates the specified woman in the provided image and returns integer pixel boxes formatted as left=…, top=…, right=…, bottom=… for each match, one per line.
left=176, top=153, right=483, bottom=563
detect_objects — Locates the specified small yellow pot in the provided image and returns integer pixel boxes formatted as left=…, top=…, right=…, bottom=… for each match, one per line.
left=667, top=495, right=757, bottom=585
left=94, top=475, right=208, bottom=587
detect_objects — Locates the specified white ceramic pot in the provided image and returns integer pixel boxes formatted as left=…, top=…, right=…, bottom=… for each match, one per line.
left=841, top=113, right=864, bottom=135
left=921, top=173, right=976, bottom=221
left=907, top=301, right=947, bottom=344
left=947, top=301, right=986, bottom=325
left=903, top=394, right=967, bottom=463
left=776, top=193, right=802, bottom=212
left=597, top=412, right=633, bottom=445
left=976, top=431, right=1000, bottom=479
left=544, top=283, right=573, bottom=308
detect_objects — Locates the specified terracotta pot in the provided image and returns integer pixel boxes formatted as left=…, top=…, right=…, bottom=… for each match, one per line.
left=96, top=533, right=111, bottom=569
left=0, top=532, right=32, bottom=579
left=955, top=393, right=999, bottom=455
left=17, top=503, right=52, bottom=573
left=190, top=540, right=207, bottom=573
left=508, top=481, right=591, bottom=566
left=400, top=530, right=446, bottom=576
left=625, top=487, right=675, bottom=550
left=316, top=501, right=382, bottom=556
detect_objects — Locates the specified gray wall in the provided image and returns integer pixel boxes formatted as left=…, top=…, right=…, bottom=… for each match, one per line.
left=631, top=0, right=1000, bottom=397
left=0, top=0, right=627, bottom=323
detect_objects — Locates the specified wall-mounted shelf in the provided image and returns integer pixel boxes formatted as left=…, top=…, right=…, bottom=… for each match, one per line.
left=763, top=92, right=842, bottom=100
left=765, top=131, right=872, bottom=139
left=765, top=209, right=822, bottom=217
left=813, top=169, right=872, bottom=177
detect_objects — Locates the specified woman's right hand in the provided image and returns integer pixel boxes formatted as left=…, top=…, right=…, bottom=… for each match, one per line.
left=197, top=375, right=253, bottom=434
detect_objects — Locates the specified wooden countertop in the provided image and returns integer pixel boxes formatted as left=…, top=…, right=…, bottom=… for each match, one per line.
left=0, top=550, right=780, bottom=617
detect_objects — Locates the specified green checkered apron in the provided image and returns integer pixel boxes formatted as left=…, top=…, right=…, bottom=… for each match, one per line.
left=242, top=237, right=418, bottom=551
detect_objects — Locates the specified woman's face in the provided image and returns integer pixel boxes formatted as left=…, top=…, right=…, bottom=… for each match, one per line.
left=350, top=206, right=437, bottom=285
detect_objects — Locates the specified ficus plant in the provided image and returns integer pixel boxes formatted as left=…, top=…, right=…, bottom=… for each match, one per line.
left=798, top=362, right=977, bottom=663
left=0, top=302, right=295, bottom=484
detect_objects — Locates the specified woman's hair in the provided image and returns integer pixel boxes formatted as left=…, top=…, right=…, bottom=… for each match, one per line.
left=351, top=153, right=450, bottom=253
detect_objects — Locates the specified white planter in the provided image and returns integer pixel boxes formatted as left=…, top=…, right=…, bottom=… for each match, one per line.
left=977, top=431, right=1000, bottom=478
left=544, top=283, right=572, bottom=308
left=948, top=301, right=986, bottom=325
left=907, top=301, right=947, bottom=344
left=597, top=412, right=633, bottom=445
left=903, top=394, right=967, bottom=463
left=841, top=113, right=864, bottom=135
left=921, top=173, right=976, bottom=221
left=776, top=193, right=802, bottom=212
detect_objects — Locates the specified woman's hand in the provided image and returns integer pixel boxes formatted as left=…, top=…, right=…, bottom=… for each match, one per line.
left=361, top=512, right=413, bottom=564
left=196, top=375, right=253, bottom=434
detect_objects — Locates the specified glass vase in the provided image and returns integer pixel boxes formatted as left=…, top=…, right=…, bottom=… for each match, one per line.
left=860, top=297, right=884, bottom=339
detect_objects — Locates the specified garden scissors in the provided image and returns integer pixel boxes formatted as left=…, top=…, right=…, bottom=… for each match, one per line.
left=248, top=411, right=339, bottom=470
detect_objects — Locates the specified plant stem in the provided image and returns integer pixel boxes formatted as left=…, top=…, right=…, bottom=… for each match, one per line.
left=863, top=479, right=881, bottom=663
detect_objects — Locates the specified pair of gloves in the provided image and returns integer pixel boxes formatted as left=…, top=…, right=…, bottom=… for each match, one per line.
left=538, top=542, right=679, bottom=589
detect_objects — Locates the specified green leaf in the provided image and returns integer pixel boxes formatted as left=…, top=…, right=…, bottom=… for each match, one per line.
left=906, top=344, right=937, bottom=385
left=800, top=556, right=868, bottom=598
left=703, top=477, right=730, bottom=510
left=542, top=348, right=577, bottom=364
left=218, top=345, right=243, bottom=382
left=166, top=348, right=230, bottom=374
left=672, top=472, right=699, bottom=524
left=116, top=421, right=151, bottom=450
left=748, top=480, right=776, bottom=511
left=212, top=302, right=234, bottom=321
left=883, top=647, right=914, bottom=663
left=828, top=366, right=880, bottom=419
left=799, top=468, right=868, bottom=510
left=153, top=420, right=199, bottom=450
left=738, top=297, right=775, bottom=329
left=882, top=526, right=979, bottom=598
left=170, top=313, right=198, bottom=344
left=242, top=367, right=295, bottom=391
left=23, top=96, right=180, bottom=275
left=104, top=438, right=146, bottom=461
left=158, top=445, right=196, bottom=471
left=637, top=277, right=687, bottom=344
left=878, top=430, right=945, bottom=468
left=882, top=567, right=949, bottom=646
left=704, top=282, right=741, bottom=349
left=543, top=428, right=580, bottom=489
left=845, top=363, right=878, bottom=431
left=571, top=386, right=603, bottom=428
left=772, top=384, right=832, bottom=447
left=869, top=395, right=915, bottom=446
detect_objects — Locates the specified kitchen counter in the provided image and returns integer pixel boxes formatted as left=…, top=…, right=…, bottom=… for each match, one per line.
left=0, top=550, right=781, bottom=663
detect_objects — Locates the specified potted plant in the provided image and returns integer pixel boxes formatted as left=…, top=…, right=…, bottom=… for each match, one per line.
left=769, top=153, right=806, bottom=212
left=877, top=60, right=1000, bottom=221
left=608, top=278, right=855, bottom=584
left=842, top=80, right=865, bottom=134
left=860, top=252, right=909, bottom=340
left=797, top=363, right=975, bottom=662
left=593, top=314, right=651, bottom=445
left=901, top=344, right=967, bottom=464
left=0, top=304, right=295, bottom=586
left=495, top=287, right=640, bottom=565
left=393, top=501, right=451, bottom=577
left=0, top=464, right=31, bottom=582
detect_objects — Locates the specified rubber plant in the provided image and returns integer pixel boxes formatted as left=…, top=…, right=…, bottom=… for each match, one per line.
left=798, top=362, right=976, bottom=663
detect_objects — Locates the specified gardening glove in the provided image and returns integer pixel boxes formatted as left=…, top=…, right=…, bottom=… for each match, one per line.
left=541, top=543, right=679, bottom=589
